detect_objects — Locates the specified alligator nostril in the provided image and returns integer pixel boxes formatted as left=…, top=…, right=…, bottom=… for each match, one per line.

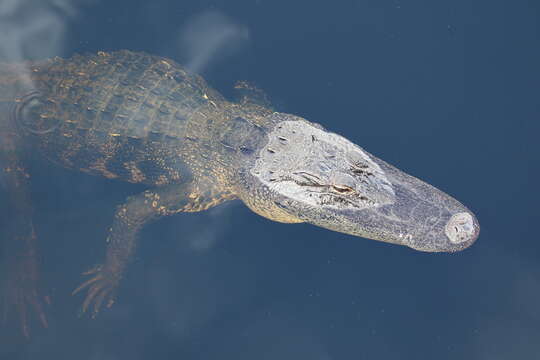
left=445, top=212, right=476, bottom=244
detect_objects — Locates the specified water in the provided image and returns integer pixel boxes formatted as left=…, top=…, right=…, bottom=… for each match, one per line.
left=0, top=0, right=538, bottom=359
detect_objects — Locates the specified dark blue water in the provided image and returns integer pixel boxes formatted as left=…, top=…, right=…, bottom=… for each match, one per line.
left=0, top=0, right=538, bottom=359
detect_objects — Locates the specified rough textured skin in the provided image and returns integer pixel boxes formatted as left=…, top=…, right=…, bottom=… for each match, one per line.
left=0, top=50, right=479, bottom=334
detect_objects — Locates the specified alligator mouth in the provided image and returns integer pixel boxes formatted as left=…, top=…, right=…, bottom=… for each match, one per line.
left=361, top=157, right=480, bottom=252
left=297, top=155, right=480, bottom=253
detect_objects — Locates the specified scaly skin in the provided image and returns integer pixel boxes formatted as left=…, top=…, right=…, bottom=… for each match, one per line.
left=0, top=50, right=479, bottom=333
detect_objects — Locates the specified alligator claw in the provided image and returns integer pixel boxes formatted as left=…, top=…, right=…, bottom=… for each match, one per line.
left=72, top=264, right=118, bottom=318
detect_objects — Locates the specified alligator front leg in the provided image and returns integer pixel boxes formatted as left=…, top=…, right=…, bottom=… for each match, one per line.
left=72, top=179, right=234, bottom=317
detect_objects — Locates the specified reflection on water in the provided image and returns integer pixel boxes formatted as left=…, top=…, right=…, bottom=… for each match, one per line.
left=0, top=0, right=79, bottom=60
left=178, top=10, right=249, bottom=73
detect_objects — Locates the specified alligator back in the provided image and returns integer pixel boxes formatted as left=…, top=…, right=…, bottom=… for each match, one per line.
left=7, top=50, right=226, bottom=185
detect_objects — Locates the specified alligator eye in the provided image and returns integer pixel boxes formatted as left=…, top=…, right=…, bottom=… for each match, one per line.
left=331, top=185, right=354, bottom=194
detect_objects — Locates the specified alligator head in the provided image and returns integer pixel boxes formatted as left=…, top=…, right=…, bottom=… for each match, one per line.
left=238, top=113, right=479, bottom=252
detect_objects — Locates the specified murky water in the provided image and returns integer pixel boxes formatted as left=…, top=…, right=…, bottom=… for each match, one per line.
left=0, top=0, right=538, bottom=359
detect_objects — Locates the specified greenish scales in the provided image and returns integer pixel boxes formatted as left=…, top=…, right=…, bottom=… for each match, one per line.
left=0, top=50, right=479, bottom=335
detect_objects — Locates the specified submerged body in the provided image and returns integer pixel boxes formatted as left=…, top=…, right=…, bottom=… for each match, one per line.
left=0, top=51, right=479, bottom=333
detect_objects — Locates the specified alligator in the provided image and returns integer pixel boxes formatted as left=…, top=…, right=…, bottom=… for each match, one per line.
left=0, top=50, right=479, bottom=335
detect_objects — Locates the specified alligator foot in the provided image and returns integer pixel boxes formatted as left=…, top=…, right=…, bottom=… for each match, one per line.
left=1, top=258, right=49, bottom=338
left=72, top=264, right=118, bottom=318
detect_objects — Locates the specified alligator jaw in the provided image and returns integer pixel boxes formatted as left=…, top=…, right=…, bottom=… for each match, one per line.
left=332, top=154, right=480, bottom=252
left=294, top=151, right=481, bottom=253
